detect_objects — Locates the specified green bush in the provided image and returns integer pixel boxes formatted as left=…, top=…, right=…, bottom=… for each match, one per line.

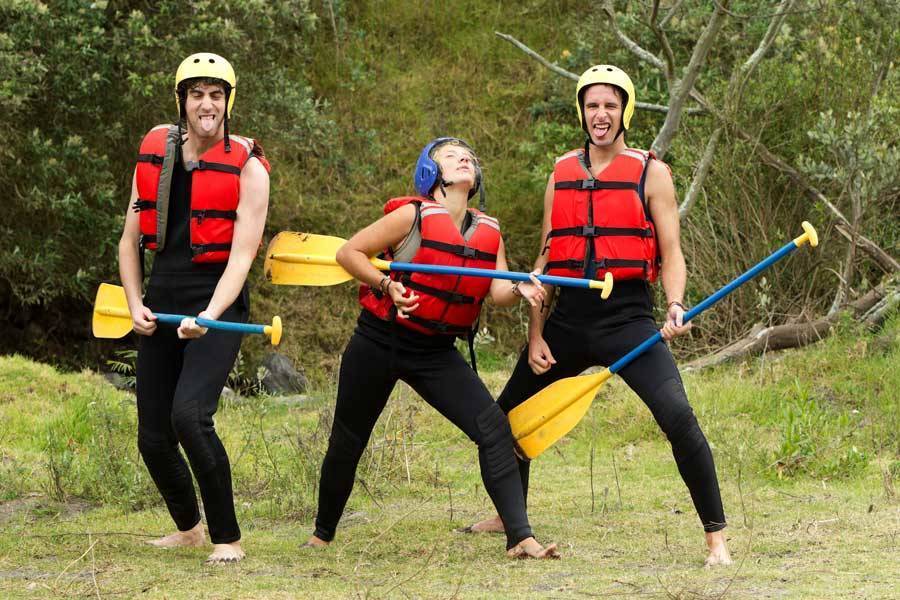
left=41, top=389, right=156, bottom=508
left=0, top=0, right=330, bottom=358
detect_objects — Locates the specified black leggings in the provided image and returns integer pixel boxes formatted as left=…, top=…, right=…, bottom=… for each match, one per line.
left=498, top=298, right=726, bottom=532
left=135, top=274, right=249, bottom=544
left=314, top=330, right=534, bottom=549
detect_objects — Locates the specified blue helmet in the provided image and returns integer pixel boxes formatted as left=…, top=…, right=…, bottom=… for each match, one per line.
left=413, top=137, right=483, bottom=206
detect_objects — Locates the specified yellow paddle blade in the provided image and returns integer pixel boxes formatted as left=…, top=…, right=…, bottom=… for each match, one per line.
left=92, top=283, right=134, bottom=339
left=509, top=369, right=614, bottom=459
left=264, top=232, right=355, bottom=286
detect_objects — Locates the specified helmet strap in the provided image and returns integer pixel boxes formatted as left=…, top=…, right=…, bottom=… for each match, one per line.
left=478, top=183, right=486, bottom=212
left=223, top=88, right=232, bottom=153
left=224, top=116, right=231, bottom=153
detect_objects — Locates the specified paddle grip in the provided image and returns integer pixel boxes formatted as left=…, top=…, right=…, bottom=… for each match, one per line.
left=153, top=312, right=267, bottom=335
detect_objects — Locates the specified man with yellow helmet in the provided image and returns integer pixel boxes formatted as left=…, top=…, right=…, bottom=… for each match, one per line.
left=118, top=53, right=270, bottom=565
left=467, top=65, right=733, bottom=567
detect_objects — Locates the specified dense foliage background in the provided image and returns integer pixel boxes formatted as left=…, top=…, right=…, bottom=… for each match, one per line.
left=2, top=0, right=897, bottom=377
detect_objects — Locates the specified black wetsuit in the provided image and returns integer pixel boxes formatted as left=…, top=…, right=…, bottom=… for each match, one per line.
left=314, top=310, right=535, bottom=550
left=498, top=279, right=726, bottom=532
left=135, top=155, right=249, bottom=544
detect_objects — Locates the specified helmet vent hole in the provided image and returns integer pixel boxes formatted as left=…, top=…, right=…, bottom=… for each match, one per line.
left=606, top=67, right=613, bottom=71
left=193, top=58, right=200, bottom=63
left=209, top=59, right=215, bottom=63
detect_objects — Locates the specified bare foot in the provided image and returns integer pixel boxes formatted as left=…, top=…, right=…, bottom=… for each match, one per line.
left=303, top=535, right=329, bottom=548
left=146, top=522, right=206, bottom=548
left=205, top=541, right=245, bottom=565
left=507, top=537, right=560, bottom=560
left=459, top=514, right=505, bottom=534
left=704, top=530, right=733, bottom=567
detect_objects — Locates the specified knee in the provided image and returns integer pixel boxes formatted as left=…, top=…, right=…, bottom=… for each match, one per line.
left=170, top=410, right=204, bottom=447
left=652, top=378, right=705, bottom=451
left=137, top=426, right=174, bottom=459
left=475, top=403, right=518, bottom=481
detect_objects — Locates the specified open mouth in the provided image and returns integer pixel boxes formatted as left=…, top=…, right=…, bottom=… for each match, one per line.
left=592, top=123, right=611, bottom=138
left=198, top=114, right=217, bottom=132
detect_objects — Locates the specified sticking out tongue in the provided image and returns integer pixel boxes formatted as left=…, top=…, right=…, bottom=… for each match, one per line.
left=199, top=115, right=216, bottom=133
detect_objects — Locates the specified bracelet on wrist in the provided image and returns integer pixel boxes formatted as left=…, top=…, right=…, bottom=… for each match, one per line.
left=379, top=276, right=392, bottom=294
left=667, top=300, right=686, bottom=310
left=511, top=281, right=523, bottom=297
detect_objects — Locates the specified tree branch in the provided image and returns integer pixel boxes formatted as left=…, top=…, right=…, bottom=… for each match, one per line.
left=600, top=2, right=666, bottom=71
left=494, top=32, right=704, bottom=116
left=680, top=127, right=721, bottom=217
left=681, top=0, right=794, bottom=217
left=732, top=0, right=794, bottom=102
left=690, top=90, right=900, bottom=272
left=661, top=0, right=688, bottom=28
left=647, top=0, right=677, bottom=84
left=683, top=283, right=891, bottom=371
left=651, top=0, right=730, bottom=158
left=494, top=31, right=578, bottom=80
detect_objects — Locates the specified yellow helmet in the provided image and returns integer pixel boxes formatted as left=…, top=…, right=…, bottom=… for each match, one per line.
left=174, top=53, right=237, bottom=117
left=575, top=65, right=635, bottom=134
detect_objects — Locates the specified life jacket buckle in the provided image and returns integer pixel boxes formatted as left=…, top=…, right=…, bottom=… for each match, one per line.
left=581, top=225, right=597, bottom=237
left=462, top=246, right=477, bottom=258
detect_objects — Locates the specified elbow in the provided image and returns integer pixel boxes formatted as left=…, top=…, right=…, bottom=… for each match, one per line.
left=336, top=243, right=352, bottom=268
left=119, top=233, right=138, bottom=258
left=490, top=289, right=513, bottom=308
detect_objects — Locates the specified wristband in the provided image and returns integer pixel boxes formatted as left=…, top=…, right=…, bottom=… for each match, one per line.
left=379, top=276, right=392, bottom=294
left=667, top=301, right=686, bottom=311
left=511, top=281, right=523, bottom=297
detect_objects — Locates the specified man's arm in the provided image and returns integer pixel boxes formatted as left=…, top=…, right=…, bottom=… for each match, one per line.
left=645, top=159, right=691, bottom=341
left=182, top=157, right=269, bottom=335
left=118, top=167, right=157, bottom=335
left=525, top=174, right=558, bottom=374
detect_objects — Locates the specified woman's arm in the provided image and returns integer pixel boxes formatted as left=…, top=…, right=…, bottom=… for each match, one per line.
left=336, top=203, right=421, bottom=317
left=488, top=238, right=544, bottom=307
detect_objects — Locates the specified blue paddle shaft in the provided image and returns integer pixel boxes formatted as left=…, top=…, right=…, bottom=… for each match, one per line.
left=608, top=240, right=799, bottom=375
left=153, top=312, right=267, bottom=335
left=389, top=262, right=595, bottom=289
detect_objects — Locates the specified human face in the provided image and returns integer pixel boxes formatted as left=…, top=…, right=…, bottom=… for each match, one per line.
left=582, top=84, right=623, bottom=146
left=183, top=82, right=227, bottom=139
left=433, top=143, right=478, bottom=191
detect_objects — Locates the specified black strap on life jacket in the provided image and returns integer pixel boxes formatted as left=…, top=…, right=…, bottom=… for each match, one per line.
left=545, top=257, right=649, bottom=271
left=404, top=313, right=473, bottom=337
left=183, top=160, right=242, bottom=176
left=467, top=324, right=478, bottom=374
left=137, top=153, right=164, bottom=165
left=132, top=199, right=155, bottom=212
left=553, top=180, right=639, bottom=191
left=419, top=239, right=497, bottom=262
left=403, top=280, right=478, bottom=304
left=191, top=243, right=232, bottom=257
left=191, top=209, right=238, bottom=223
left=546, top=226, right=654, bottom=239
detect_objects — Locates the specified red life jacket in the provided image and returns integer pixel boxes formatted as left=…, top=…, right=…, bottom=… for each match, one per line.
left=359, top=197, right=501, bottom=336
left=545, top=145, right=660, bottom=282
left=133, top=125, right=271, bottom=264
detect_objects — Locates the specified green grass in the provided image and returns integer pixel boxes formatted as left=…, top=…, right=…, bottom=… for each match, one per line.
left=1, top=318, right=898, bottom=598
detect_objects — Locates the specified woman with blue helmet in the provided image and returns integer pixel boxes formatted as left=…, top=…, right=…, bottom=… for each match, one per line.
left=305, top=137, right=559, bottom=558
